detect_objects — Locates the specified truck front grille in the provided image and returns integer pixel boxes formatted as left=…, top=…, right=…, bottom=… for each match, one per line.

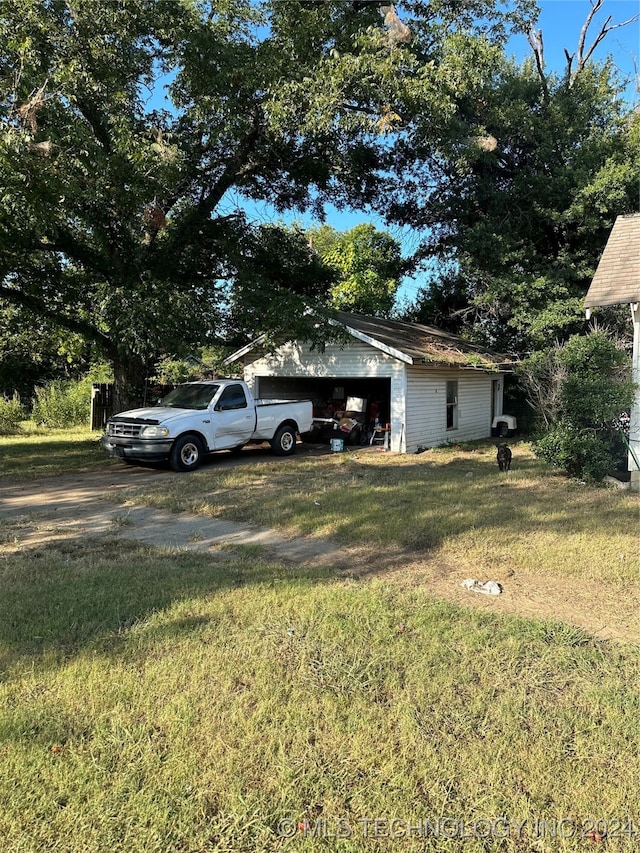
left=108, top=422, right=142, bottom=438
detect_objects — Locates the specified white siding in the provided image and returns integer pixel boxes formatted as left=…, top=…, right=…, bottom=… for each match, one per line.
left=404, top=366, right=493, bottom=453
left=245, top=340, right=399, bottom=381
left=243, top=341, right=494, bottom=454
left=391, top=368, right=408, bottom=453
left=491, top=376, right=505, bottom=421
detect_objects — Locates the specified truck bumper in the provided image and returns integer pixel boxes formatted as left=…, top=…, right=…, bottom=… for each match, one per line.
left=101, top=434, right=174, bottom=462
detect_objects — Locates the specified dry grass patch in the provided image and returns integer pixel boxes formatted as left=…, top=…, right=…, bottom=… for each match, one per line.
left=0, top=540, right=639, bottom=852
left=106, top=442, right=639, bottom=585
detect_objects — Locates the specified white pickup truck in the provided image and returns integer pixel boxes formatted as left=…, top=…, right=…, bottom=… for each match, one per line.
left=101, top=379, right=313, bottom=471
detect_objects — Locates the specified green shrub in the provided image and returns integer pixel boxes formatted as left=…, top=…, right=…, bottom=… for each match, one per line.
left=32, top=377, right=92, bottom=428
left=533, top=423, right=624, bottom=481
left=87, top=361, right=114, bottom=384
left=0, top=393, right=25, bottom=434
left=521, top=332, right=635, bottom=481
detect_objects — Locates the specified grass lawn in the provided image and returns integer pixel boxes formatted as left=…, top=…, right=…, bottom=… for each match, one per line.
left=0, top=423, right=115, bottom=479
left=105, top=440, right=639, bottom=586
left=0, top=431, right=639, bottom=851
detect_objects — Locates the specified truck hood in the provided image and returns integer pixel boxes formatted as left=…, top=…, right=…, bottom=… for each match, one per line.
left=110, top=406, right=201, bottom=424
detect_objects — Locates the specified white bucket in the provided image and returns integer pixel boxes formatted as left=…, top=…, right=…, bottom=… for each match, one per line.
left=330, top=438, right=344, bottom=452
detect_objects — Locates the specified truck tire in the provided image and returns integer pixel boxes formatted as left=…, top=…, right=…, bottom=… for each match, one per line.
left=271, top=425, right=297, bottom=456
left=170, top=434, right=204, bottom=472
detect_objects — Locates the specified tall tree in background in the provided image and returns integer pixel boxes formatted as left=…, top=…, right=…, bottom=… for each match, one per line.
left=393, top=5, right=639, bottom=354
left=0, top=0, right=535, bottom=408
left=309, top=223, right=404, bottom=317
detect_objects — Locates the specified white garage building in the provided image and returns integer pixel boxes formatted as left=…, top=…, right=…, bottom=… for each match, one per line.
left=226, top=312, right=513, bottom=454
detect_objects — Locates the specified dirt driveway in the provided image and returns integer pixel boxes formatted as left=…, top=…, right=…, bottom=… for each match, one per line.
left=0, top=465, right=342, bottom=563
left=1, top=464, right=637, bottom=644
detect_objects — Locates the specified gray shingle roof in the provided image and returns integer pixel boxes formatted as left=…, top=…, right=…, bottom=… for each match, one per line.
left=584, top=213, right=640, bottom=308
left=332, top=312, right=512, bottom=369
left=226, top=311, right=513, bottom=370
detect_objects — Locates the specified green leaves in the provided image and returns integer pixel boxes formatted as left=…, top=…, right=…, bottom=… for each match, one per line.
left=521, top=333, right=635, bottom=480
left=0, top=0, right=556, bottom=406
left=395, top=31, right=639, bottom=354
left=311, top=223, right=404, bottom=317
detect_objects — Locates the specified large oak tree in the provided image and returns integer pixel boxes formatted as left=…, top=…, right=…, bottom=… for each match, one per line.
left=394, top=2, right=640, bottom=353
left=1, top=0, right=534, bottom=408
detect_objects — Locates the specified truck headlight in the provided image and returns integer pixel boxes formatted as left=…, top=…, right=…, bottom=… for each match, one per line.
left=140, top=425, right=170, bottom=438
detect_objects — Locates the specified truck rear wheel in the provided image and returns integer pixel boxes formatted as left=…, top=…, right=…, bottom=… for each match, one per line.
left=271, top=425, right=297, bottom=456
left=170, top=434, right=204, bottom=472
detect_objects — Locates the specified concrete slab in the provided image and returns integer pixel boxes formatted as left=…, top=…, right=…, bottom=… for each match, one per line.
left=0, top=469, right=341, bottom=564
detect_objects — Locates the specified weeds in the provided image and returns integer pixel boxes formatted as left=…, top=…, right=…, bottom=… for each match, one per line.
left=0, top=393, right=24, bottom=435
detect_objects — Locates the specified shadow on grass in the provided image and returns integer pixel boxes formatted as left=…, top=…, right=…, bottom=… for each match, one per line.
left=0, top=537, right=332, bottom=672
left=0, top=436, right=113, bottom=479
left=0, top=442, right=635, bottom=674
left=0, top=432, right=329, bottom=482
left=272, top=452, right=637, bottom=550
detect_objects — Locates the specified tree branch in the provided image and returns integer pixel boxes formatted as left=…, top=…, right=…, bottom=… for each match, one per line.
left=527, top=28, right=549, bottom=100
left=0, top=282, right=110, bottom=347
left=575, top=0, right=605, bottom=76
left=568, top=0, right=640, bottom=86
left=157, top=115, right=264, bottom=262
left=564, top=48, right=574, bottom=83
left=73, top=95, right=113, bottom=153
left=30, top=230, right=113, bottom=279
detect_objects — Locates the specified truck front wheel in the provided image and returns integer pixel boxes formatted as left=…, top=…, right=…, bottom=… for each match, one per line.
left=271, top=425, right=297, bottom=456
left=170, top=434, right=204, bottom=472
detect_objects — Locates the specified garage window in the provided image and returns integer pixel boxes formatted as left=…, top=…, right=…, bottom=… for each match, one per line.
left=446, top=380, right=458, bottom=429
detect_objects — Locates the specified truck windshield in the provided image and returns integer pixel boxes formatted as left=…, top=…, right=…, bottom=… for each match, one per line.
left=159, top=384, right=220, bottom=410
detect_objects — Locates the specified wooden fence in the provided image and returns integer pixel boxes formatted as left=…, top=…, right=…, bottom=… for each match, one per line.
left=90, top=383, right=113, bottom=430
left=90, top=383, right=176, bottom=430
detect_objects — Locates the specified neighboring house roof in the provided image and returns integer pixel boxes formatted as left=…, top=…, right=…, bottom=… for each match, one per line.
left=584, top=213, right=640, bottom=309
left=226, top=311, right=513, bottom=371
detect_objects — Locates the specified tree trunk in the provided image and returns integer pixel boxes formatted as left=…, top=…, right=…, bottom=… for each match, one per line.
left=110, top=352, right=148, bottom=413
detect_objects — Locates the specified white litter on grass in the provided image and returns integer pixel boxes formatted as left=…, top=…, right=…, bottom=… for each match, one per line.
left=461, top=578, right=503, bottom=596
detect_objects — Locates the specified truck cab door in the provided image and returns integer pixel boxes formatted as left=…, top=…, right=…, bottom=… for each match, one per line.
left=210, top=384, right=255, bottom=449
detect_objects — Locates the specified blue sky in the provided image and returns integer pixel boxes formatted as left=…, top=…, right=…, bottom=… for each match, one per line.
left=511, top=0, right=638, bottom=91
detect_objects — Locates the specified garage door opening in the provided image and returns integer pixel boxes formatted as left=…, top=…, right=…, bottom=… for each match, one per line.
left=255, top=376, right=392, bottom=445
